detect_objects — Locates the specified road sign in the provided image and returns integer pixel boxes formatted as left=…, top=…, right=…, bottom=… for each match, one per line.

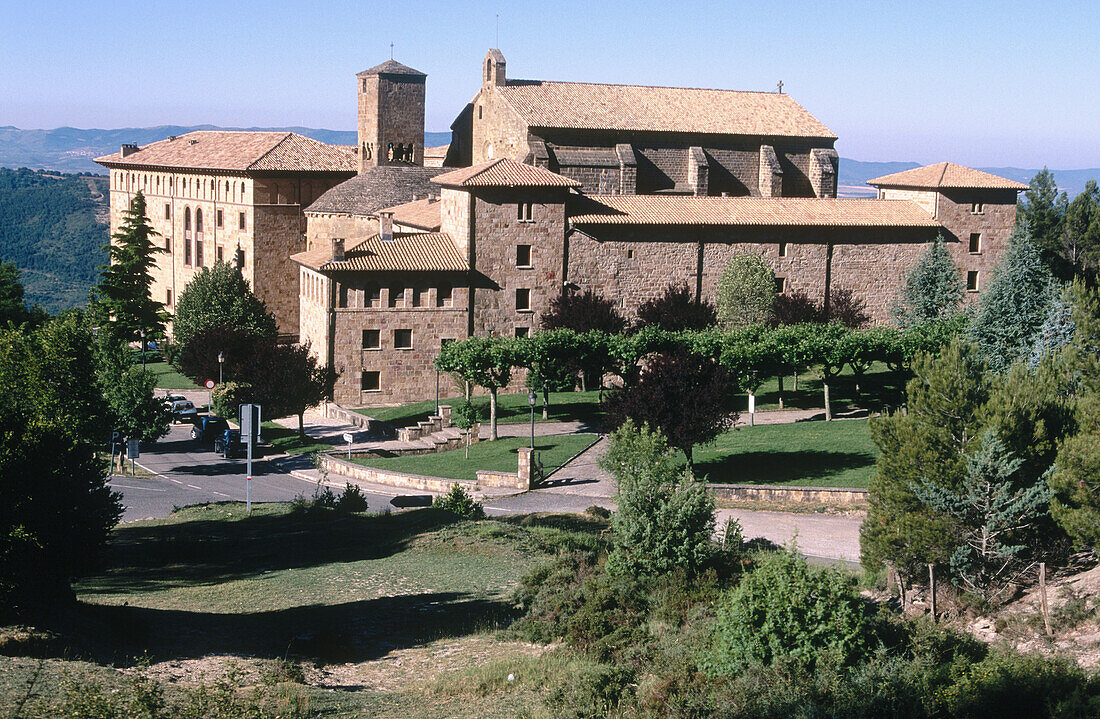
left=111, top=430, right=121, bottom=442
left=204, top=378, right=216, bottom=389
left=342, top=432, right=354, bottom=444
left=126, top=439, right=140, bottom=459
left=239, top=404, right=262, bottom=515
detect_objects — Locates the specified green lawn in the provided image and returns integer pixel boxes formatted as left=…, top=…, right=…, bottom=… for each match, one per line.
left=749, top=362, right=906, bottom=413
left=351, top=433, right=598, bottom=481
left=261, top=419, right=336, bottom=455
left=693, top=418, right=879, bottom=488
left=147, top=360, right=201, bottom=390
left=359, top=390, right=605, bottom=429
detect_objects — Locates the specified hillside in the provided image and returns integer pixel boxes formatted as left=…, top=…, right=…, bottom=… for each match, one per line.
left=0, top=167, right=108, bottom=312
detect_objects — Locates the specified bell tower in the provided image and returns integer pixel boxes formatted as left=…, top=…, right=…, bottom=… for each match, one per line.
left=356, top=59, right=426, bottom=172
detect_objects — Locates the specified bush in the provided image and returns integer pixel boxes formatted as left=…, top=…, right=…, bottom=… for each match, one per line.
left=335, top=482, right=369, bottom=513
left=545, top=663, right=635, bottom=719
left=705, top=551, right=882, bottom=674
left=433, top=483, right=485, bottom=519
left=211, top=381, right=252, bottom=419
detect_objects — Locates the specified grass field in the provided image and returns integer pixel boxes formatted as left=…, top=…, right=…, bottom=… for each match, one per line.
left=359, top=390, right=605, bottom=428
left=147, top=360, right=201, bottom=390
left=694, top=418, right=879, bottom=488
left=350, top=433, right=598, bottom=481
left=1, top=503, right=609, bottom=718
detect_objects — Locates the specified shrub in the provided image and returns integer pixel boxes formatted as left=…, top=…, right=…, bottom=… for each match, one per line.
left=705, top=551, right=881, bottom=673
left=335, top=483, right=369, bottom=513
left=545, top=663, right=635, bottom=719
left=211, top=381, right=252, bottom=419
left=433, top=483, right=485, bottom=519
left=635, top=282, right=717, bottom=332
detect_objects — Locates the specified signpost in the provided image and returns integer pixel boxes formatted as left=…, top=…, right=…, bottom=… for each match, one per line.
left=342, top=432, right=354, bottom=459
left=205, top=378, right=216, bottom=413
left=239, top=403, right=261, bottom=514
left=126, top=438, right=140, bottom=476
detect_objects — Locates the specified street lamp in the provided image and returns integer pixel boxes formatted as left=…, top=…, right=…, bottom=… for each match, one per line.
left=217, top=351, right=225, bottom=385
left=528, top=391, right=537, bottom=450
left=139, top=329, right=147, bottom=371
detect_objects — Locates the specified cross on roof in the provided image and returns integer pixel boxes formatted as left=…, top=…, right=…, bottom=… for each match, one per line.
left=777, top=80, right=784, bottom=94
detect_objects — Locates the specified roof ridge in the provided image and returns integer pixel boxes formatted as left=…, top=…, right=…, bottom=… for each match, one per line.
left=506, top=78, right=790, bottom=96
left=937, top=162, right=948, bottom=186
left=246, top=131, right=296, bottom=170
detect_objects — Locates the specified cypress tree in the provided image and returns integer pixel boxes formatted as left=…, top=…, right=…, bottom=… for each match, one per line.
left=892, top=234, right=963, bottom=327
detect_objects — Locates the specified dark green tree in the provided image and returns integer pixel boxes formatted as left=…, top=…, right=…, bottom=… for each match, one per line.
left=0, top=261, right=29, bottom=326
left=436, top=336, right=516, bottom=440
left=635, top=282, right=717, bottom=331
left=91, top=192, right=166, bottom=343
left=1019, top=168, right=1067, bottom=267
left=969, top=223, right=1055, bottom=373
left=892, top=235, right=963, bottom=327
left=1063, top=180, right=1100, bottom=273
left=104, top=366, right=173, bottom=445
left=171, top=260, right=277, bottom=354
left=244, top=340, right=336, bottom=437
left=716, top=253, right=775, bottom=327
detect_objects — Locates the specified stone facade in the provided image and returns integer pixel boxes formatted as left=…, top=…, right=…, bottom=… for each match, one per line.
left=357, top=62, right=426, bottom=170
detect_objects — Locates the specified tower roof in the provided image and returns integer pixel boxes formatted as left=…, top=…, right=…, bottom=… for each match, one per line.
left=867, top=162, right=1027, bottom=190
left=357, top=59, right=426, bottom=78
left=432, top=158, right=581, bottom=188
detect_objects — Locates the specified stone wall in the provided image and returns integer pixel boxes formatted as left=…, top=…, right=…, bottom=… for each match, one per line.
left=469, top=87, right=529, bottom=164
left=299, top=265, right=330, bottom=365
left=253, top=203, right=307, bottom=335
left=358, top=73, right=426, bottom=170
left=303, top=212, right=379, bottom=250
left=934, top=189, right=1017, bottom=307
left=707, top=483, right=868, bottom=505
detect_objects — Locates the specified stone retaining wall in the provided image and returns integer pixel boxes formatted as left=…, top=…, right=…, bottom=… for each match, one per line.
left=317, top=444, right=532, bottom=492
left=707, top=483, right=867, bottom=505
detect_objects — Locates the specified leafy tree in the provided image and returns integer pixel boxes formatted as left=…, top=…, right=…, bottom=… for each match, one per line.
left=606, top=347, right=738, bottom=470
left=599, top=420, right=715, bottom=577
left=176, top=322, right=264, bottom=386
left=436, top=336, right=516, bottom=440
left=716, top=253, right=775, bottom=327
left=521, top=329, right=581, bottom=419
left=211, top=381, right=253, bottom=420
left=451, top=398, right=485, bottom=459
left=893, top=235, right=963, bottom=327
left=771, top=288, right=820, bottom=326
left=0, top=261, right=45, bottom=327
left=635, top=282, right=717, bottom=331
left=90, top=192, right=166, bottom=343
left=540, top=288, right=627, bottom=334
left=1019, top=168, right=1067, bottom=266
left=244, top=341, right=335, bottom=438
left=912, top=431, right=1052, bottom=604
left=172, top=260, right=277, bottom=353
left=1063, top=180, right=1100, bottom=272
left=969, top=223, right=1055, bottom=373
left=826, top=287, right=871, bottom=329
left=104, top=366, right=173, bottom=445
left=0, top=314, right=121, bottom=613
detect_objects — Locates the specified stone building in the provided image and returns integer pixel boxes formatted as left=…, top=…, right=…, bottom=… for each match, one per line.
left=96, top=131, right=356, bottom=335
left=446, top=50, right=839, bottom=198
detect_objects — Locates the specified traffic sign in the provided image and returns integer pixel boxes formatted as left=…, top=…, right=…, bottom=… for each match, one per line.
left=126, top=439, right=140, bottom=459
left=342, top=432, right=354, bottom=444
left=204, top=378, right=216, bottom=389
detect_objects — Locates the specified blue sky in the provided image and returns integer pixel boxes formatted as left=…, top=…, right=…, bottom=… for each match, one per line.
left=1, top=0, right=1096, bottom=168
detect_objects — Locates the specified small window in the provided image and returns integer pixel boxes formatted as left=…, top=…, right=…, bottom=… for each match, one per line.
left=217, top=209, right=223, bottom=228
left=361, top=371, right=380, bottom=392
left=515, top=327, right=530, bottom=338
left=394, top=329, right=413, bottom=349
left=969, top=233, right=982, bottom=254
left=217, top=246, right=223, bottom=263
left=517, top=202, right=534, bottom=222
left=366, top=282, right=381, bottom=308
left=338, top=284, right=349, bottom=308
left=184, top=237, right=192, bottom=266
left=778, top=242, right=788, bottom=258
left=166, top=289, right=172, bottom=307
left=971, top=202, right=984, bottom=215
left=165, top=236, right=171, bottom=252
left=164, top=203, right=171, bottom=220
left=516, top=244, right=532, bottom=267
left=516, top=288, right=531, bottom=311
left=437, top=282, right=453, bottom=307
left=389, top=285, right=405, bottom=308
left=967, top=271, right=980, bottom=292
left=478, top=105, right=483, bottom=120
left=626, top=249, right=635, bottom=259
left=238, top=212, right=246, bottom=230
left=774, top=277, right=786, bottom=294
left=362, top=329, right=380, bottom=349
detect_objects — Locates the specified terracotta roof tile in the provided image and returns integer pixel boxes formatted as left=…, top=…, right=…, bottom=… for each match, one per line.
left=432, top=158, right=581, bottom=188
left=867, top=162, right=1027, bottom=190
left=292, top=232, right=467, bottom=273
left=306, top=166, right=445, bottom=215
left=568, top=195, right=940, bottom=227
left=377, top=197, right=442, bottom=231
left=95, top=131, right=356, bottom=172
left=497, top=80, right=836, bottom=139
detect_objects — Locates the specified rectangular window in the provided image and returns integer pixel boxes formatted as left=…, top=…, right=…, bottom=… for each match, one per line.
left=195, top=237, right=203, bottom=267
left=166, top=289, right=172, bottom=307
left=971, top=202, right=984, bottom=215
left=774, top=277, right=786, bottom=294
left=239, top=212, right=246, bottom=230
left=216, top=246, right=223, bottom=263
left=969, top=233, right=982, bottom=254
left=389, top=285, right=405, bottom=308
left=164, top=203, right=171, bottom=220
left=362, top=329, right=380, bottom=349
left=516, top=244, right=532, bottom=267
left=778, top=242, right=788, bottom=258
left=437, top=282, right=453, bottom=307
left=185, top=238, right=192, bottom=265
left=165, top=236, right=171, bottom=252
left=217, top=209, right=223, bottom=228
left=394, top=329, right=413, bottom=349
left=967, top=271, right=980, bottom=292
left=515, top=326, right=530, bottom=338
left=517, top=202, right=534, bottom=222
left=516, top=288, right=531, bottom=311
left=361, top=371, right=380, bottom=392
left=626, top=249, right=635, bottom=259
left=478, top=105, right=483, bottom=119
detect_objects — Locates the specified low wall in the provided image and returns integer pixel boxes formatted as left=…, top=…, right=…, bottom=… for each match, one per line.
left=317, top=445, right=532, bottom=493
left=707, top=483, right=868, bottom=505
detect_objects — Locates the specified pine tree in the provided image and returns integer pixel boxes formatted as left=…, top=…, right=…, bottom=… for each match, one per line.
left=892, top=235, right=963, bottom=327
left=969, top=222, right=1055, bottom=373
left=1019, top=168, right=1068, bottom=265
left=92, top=192, right=166, bottom=342
left=1063, top=180, right=1100, bottom=272
left=716, top=253, right=776, bottom=327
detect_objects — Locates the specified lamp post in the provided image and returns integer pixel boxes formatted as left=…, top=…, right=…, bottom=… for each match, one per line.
left=528, top=391, right=537, bottom=450
left=140, top=330, right=147, bottom=371
left=217, top=351, right=225, bottom=385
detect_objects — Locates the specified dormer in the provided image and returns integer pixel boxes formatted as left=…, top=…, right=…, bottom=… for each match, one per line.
left=484, top=49, right=506, bottom=89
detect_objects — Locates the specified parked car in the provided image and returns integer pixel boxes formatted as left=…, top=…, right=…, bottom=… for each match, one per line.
left=164, top=394, right=198, bottom=423
left=190, top=416, right=230, bottom=444
left=214, top=429, right=244, bottom=459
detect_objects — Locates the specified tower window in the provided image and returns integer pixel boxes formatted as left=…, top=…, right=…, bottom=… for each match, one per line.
left=362, top=329, right=380, bottom=350
left=216, top=246, right=223, bottom=263
left=516, top=244, right=532, bottom=267
left=394, top=329, right=413, bottom=349
left=239, top=212, right=246, bottom=230
left=775, top=277, right=787, bottom=294
left=778, top=242, right=788, bottom=258
left=971, top=202, right=984, bottom=215
left=164, top=203, right=171, bottom=220
left=165, top=236, right=171, bottom=252
left=217, top=209, right=223, bottom=228
left=516, top=288, right=531, bottom=311
left=967, top=271, right=980, bottom=292
left=361, top=371, right=380, bottom=392
left=478, top=106, right=483, bottom=119
left=166, top=289, right=172, bottom=307
left=626, top=249, right=635, bottom=259
left=969, top=233, right=982, bottom=253
left=518, top=203, right=534, bottom=222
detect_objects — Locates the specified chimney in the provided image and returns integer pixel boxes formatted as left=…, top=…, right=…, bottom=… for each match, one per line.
left=121, top=143, right=139, bottom=157
left=331, top=238, right=345, bottom=262
left=379, top=212, right=394, bottom=242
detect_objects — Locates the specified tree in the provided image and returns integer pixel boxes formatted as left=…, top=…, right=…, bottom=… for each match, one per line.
left=172, top=260, right=277, bottom=353
left=0, top=261, right=44, bottom=327
left=176, top=322, right=262, bottom=385
left=540, top=288, right=627, bottom=334
left=0, top=314, right=121, bottom=613
left=244, top=341, right=336, bottom=438
left=521, top=330, right=581, bottom=419
left=635, top=282, right=717, bottom=332
left=969, top=223, right=1055, bottom=373
left=1063, top=180, right=1100, bottom=273
left=606, top=348, right=738, bottom=470
left=1019, top=168, right=1067, bottom=267
left=912, top=431, right=1052, bottom=604
left=599, top=420, right=715, bottom=578
left=771, top=288, right=820, bottom=326
left=436, top=336, right=516, bottom=440
left=104, top=366, right=173, bottom=446
left=716, top=253, right=775, bottom=327
left=91, top=192, right=166, bottom=343
left=892, top=235, right=963, bottom=327
left=826, top=287, right=871, bottom=329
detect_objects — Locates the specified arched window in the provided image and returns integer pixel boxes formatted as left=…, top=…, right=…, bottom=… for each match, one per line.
left=225, top=181, right=230, bottom=196
left=240, top=182, right=246, bottom=197
left=196, top=209, right=203, bottom=233
left=184, top=207, right=191, bottom=231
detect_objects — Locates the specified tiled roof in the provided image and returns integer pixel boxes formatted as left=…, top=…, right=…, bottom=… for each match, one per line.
left=307, top=165, right=445, bottom=216
left=567, top=195, right=941, bottom=227
left=432, top=158, right=581, bottom=188
left=357, top=59, right=426, bottom=77
left=497, top=80, right=836, bottom=139
left=95, top=131, right=357, bottom=172
left=867, top=162, right=1028, bottom=190
left=377, top=197, right=442, bottom=231
left=292, top=232, right=467, bottom=273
